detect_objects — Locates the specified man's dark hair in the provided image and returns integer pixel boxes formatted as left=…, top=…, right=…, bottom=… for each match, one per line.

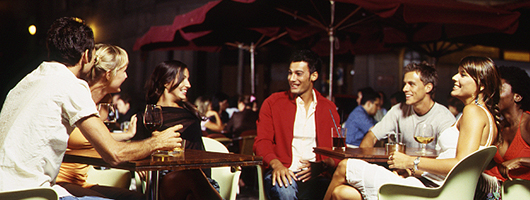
left=404, top=61, right=438, bottom=95
left=211, top=92, right=229, bottom=112
left=289, top=49, right=322, bottom=75
left=498, top=66, right=530, bottom=112
left=358, top=87, right=375, bottom=97
left=390, top=91, right=405, bottom=104
left=360, top=90, right=380, bottom=105
left=46, top=17, right=95, bottom=66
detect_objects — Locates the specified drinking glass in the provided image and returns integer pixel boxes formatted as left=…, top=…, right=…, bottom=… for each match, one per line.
left=143, top=104, right=163, bottom=132
left=414, top=123, right=434, bottom=155
left=332, top=127, right=346, bottom=151
left=97, top=103, right=117, bottom=131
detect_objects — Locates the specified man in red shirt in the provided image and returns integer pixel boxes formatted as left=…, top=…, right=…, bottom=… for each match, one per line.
left=254, top=49, right=340, bottom=200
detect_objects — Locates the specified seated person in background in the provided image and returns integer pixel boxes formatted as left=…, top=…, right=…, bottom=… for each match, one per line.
left=254, top=49, right=341, bottom=200
left=194, top=96, right=225, bottom=134
left=212, top=92, right=230, bottom=124
left=389, top=91, right=406, bottom=107
left=447, top=96, right=465, bottom=120
left=112, top=93, right=138, bottom=126
left=373, top=91, right=388, bottom=122
left=56, top=43, right=143, bottom=200
left=225, top=94, right=259, bottom=138
left=324, top=56, right=500, bottom=200
left=475, top=66, right=530, bottom=199
left=355, top=87, right=374, bottom=106
left=225, top=95, right=240, bottom=119
left=360, top=62, right=455, bottom=149
left=344, top=89, right=381, bottom=148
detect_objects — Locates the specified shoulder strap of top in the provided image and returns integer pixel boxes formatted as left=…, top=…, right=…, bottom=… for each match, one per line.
left=476, top=104, right=494, bottom=146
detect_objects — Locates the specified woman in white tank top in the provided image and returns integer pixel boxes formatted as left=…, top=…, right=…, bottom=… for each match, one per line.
left=324, top=56, right=501, bottom=200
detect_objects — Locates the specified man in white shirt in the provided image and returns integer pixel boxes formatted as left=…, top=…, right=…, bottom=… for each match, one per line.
left=360, top=62, right=455, bottom=150
left=0, top=17, right=182, bottom=199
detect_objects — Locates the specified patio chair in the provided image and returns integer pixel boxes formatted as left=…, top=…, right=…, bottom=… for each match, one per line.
left=202, top=136, right=242, bottom=200
left=257, top=164, right=269, bottom=200
left=239, top=129, right=256, bottom=155
left=86, top=165, right=132, bottom=189
left=378, top=146, right=497, bottom=200
left=502, top=178, right=530, bottom=200
left=0, top=187, right=58, bottom=200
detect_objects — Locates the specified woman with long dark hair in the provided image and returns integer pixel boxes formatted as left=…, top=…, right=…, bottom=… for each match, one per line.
left=132, top=60, right=222, bottom=200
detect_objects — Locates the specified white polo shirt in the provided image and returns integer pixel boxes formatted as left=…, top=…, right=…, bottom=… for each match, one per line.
left=0, top=62, right=97, bottom=197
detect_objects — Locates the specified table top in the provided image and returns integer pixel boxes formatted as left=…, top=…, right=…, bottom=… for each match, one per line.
left=314, top=147, right=438, bottom=163
left=63, top=149, right=262, bottom=171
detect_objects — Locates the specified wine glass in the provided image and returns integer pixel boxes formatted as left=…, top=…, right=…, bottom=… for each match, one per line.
left=414, top=123, right=434, bottom=155
left=143, top=104, right=163, bottom=132
left=97, top=103, right=117, bottom=131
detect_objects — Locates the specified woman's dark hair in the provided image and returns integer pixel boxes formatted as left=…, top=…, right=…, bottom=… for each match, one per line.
left=459, top=56, right=501, bottom=130
left=46, top=17, right=95, bottom=66
left=145, top=60, right=199, bottom=118
left=498, top=66, right=530, bottom=112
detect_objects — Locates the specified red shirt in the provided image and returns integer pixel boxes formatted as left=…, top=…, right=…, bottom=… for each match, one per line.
left=254, top=89, right=340, bottom=170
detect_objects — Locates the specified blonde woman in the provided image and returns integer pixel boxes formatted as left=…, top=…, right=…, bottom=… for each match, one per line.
left=56, top=44, right=143, bottom=200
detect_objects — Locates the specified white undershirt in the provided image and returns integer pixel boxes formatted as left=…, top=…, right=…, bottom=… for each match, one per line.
left=290, top=91, right=318, bottom=171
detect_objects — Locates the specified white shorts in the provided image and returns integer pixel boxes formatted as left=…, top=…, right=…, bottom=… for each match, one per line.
left=345, top=159, right=425, bottom=200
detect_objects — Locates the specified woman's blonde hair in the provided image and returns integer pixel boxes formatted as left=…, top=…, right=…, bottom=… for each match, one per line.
left=87, top=43, right=129, bottom=86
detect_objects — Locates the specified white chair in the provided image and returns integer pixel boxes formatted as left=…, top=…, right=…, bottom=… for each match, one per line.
left=202, top=137, right=242, bottom=200
left=86, top=165, right=132, bottom=189
left=378, top=146, right=497, bottom=200
left=257, top=164, right=269, bottom=200
left=502, top=178, right=530, bottom=200
left=0, top=187, right=58, bottom=200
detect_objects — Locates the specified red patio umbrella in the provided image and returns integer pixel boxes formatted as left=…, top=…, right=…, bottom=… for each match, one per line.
left=134, top=0, right=530, bottom=98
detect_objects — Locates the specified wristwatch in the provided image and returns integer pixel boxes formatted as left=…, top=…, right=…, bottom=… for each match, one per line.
left=413, top=157, right=420, bottom=171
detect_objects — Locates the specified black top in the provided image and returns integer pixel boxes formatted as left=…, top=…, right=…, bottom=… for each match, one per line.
left=132, top=106, right=210, bottom=177
left=132, top=106, right=205, bottom=151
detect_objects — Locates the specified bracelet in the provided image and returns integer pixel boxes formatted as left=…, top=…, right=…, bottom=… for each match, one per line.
left=413, top=157, right=420, bottom=171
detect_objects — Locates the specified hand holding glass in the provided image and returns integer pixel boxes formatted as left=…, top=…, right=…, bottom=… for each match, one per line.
left=144, top=104, right=163, bottom=132
left=144, top=105, right=185, bottom=157
left=414, top=123, right=434, bottom=155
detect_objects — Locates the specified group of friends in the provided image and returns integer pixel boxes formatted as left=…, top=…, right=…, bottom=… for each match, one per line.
left=0, top=16, right=528, bottom=200
left=252, top=42, right=530, bottom=200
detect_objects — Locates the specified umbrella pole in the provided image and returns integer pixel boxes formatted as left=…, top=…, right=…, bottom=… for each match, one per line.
left=328, top=0, right=335, bottom=100
left=250, top=44, right=255, bottom=95
left=237, top=44, right=244, bottom=95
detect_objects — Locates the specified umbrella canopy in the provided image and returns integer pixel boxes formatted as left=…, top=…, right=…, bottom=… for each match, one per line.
left=134, top=0, right=530, bottom=98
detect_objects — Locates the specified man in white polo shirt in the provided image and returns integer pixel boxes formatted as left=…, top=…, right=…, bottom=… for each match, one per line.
left=0, top=17, right=182, bottom=200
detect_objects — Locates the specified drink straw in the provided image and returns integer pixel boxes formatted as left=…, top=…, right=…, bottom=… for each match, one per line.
left=329, top=109, right=343, bottom=137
